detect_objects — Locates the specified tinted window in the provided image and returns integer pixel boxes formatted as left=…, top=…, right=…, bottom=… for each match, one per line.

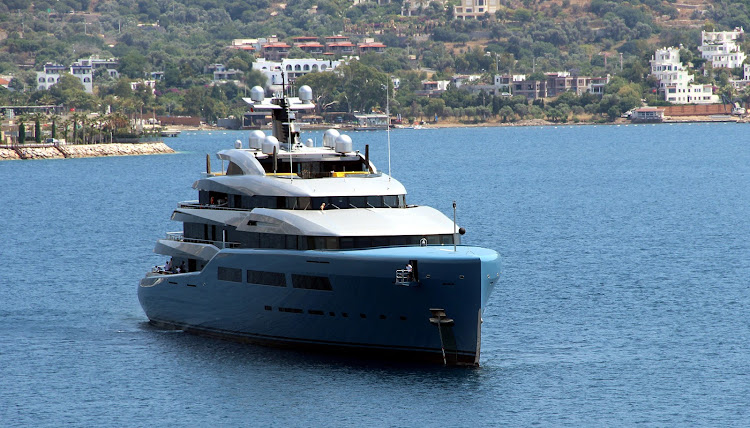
left=247, top=270, right=286, bottom=287
left=367, top=196, right=384, bottom=208
left=292, top=274, right=332, bottom=291
left=384, top=195, right=398, bottom=207
left=218, top=267, right=242, bottom=283
left=350, top=196, right=366, bottom=208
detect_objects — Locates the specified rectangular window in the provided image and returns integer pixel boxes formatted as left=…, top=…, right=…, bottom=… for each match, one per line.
left=297, top=197, right=311, bottom=210
left=330, top=196, right=347, bottom=208
left=218, top=267, right=242, bottom=283
left=247, top=270, right=287, bottom=287
left=285, top=234, right=297, bottom=249
left=292, top=274, right=333, bottom=291
left=367, top=196, right=384, bottom=208
left=384, top=195, right=399, bottom=207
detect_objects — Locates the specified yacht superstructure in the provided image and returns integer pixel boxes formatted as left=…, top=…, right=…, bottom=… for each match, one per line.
left=138, top=85, right=500, bottom=365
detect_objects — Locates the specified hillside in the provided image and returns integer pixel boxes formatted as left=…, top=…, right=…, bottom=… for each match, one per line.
left=1, top=0, right=749, bottom=125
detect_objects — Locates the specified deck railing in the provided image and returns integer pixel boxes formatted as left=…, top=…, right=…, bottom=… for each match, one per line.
left=395, top=269, right=415, bottom=286
left=165, top=232, right=240, bottom=249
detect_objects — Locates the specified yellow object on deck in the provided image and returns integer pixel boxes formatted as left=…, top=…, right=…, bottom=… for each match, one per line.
left=267, top=172, right=299, bottom=177
left=331, top=171, right=370, bottom=178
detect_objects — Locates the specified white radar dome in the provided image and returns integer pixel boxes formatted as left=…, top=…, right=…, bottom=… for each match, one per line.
left=234, top=139, right=243, bottom=149
left=250, top=86, right=265, bottom=102
left=323, top=129, right=340, bottom=148
left=305, top=138, right=314, bottom=147
left=298, top=85, right=313, bottom=102
left=262, top=136, right=280, bottom=155
left=248, top=130, right=266, bottom=150
left=335, top=134, right=353, bottom=154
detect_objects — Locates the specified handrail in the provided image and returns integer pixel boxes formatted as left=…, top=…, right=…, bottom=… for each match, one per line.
left=395, top=269, right=414, bottom=285
left=164, top=232, right=240, bottom=249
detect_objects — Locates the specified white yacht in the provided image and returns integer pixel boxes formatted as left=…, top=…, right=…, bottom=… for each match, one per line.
left=138, top=86, right=500, bottom=365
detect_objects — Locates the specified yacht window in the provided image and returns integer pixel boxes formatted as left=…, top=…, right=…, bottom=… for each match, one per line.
left=339, top=237, right=354, bottom=249
left=232, top=232, right=456, bottom=250
left=285, top=198, right=298, bottom=209
left=247, top=270, right=287, bottom=287
left=199, top=191, right=210, bottom=205
left=391, top=236, right=407, bottom=246
left=297, top=235, right=310, bottom=250
left=330, top=196, right=347, bottom=208
left=312, top=197, right=329, bottom=210
left=292, top=274, right=332, bottom=291
left=241, top=195, right=255, bottom=209
left=297, top=197, right=311, bottom=210
left=350, top=196, right=366, bottom=208
left=261, top=233, right=284, bottom=249
left=384, top=195, right=398, bottom=208
left=241, top=232, right=260, bottom=247
left=258, top=195, right=278, bottom=209
left=353, top=236, right=371, bottom=248
left=218, top=267, right=242, bottom=283
left=367, top=196, right=384, bottom=208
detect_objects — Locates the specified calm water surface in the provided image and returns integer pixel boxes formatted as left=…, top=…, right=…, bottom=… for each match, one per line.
left=1, top=123, right=749, bottom=426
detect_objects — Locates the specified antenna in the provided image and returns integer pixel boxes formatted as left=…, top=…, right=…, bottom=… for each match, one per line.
left=385, top=81, right=391, bottom=181
left=452, top=201, right=457, bottom=252
left=282, top=71, right=294, bottom=182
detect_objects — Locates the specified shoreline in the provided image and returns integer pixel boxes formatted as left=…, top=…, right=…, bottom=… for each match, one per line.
left=0, top=142, right=175, bottom=161
left=167, top=115, right=749, bottom=134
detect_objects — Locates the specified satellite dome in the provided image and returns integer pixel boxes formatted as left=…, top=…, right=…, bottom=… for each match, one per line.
left=299, top=85, right=313, bottom=102
left=250, top=86, right=265, bottom=102
left=334, top=134, right=353, bottom=154
left=323, top=129, right=340, bottom=148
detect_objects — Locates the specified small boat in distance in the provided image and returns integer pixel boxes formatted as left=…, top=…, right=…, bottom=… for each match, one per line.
left=138, top=85, right=500, bottom=366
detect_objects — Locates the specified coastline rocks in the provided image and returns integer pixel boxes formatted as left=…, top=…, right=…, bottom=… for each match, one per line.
left=0, top=142, right=175, bottom=160
left=58, top=142, right=174, bottom=158
left=0, top=148, right=21, bottom=160
left=15, top=146, right=65, bottom=159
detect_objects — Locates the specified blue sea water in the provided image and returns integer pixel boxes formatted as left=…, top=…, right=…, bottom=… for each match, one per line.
left=1, top=123, right=749, bottom=426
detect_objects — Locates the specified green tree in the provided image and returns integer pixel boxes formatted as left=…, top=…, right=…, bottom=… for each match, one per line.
left=499, top=105, right=515, bottom=122
left=34, top=116, right=42, bottom=143
left=18, top=120, right=26, bottom=144
left=424, top=98, right=446, bottom=120
left=119, top=51, right=148, bottom=79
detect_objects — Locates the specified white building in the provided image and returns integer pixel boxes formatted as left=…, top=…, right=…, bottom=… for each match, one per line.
left=493, top=74, right=526, bottom=95
left=253, top=58, right=342, bottom=91
left=650, top=47, right=719, bottom=104
left=69, top=61, right=94, bottom=93
left=699, top=27, right=746, bottom=69
left=35, top=56, right=119, bottom=94
left=454, top=0, right=498, bottom=19
left=36, top=63, right=67, bottom=91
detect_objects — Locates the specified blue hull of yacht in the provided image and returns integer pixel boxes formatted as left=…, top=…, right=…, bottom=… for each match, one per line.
left=138, top=245, right=500, bottom=365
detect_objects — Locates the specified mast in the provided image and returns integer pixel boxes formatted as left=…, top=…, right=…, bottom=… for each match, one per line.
left=386, top=81, right=391, bottom=181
